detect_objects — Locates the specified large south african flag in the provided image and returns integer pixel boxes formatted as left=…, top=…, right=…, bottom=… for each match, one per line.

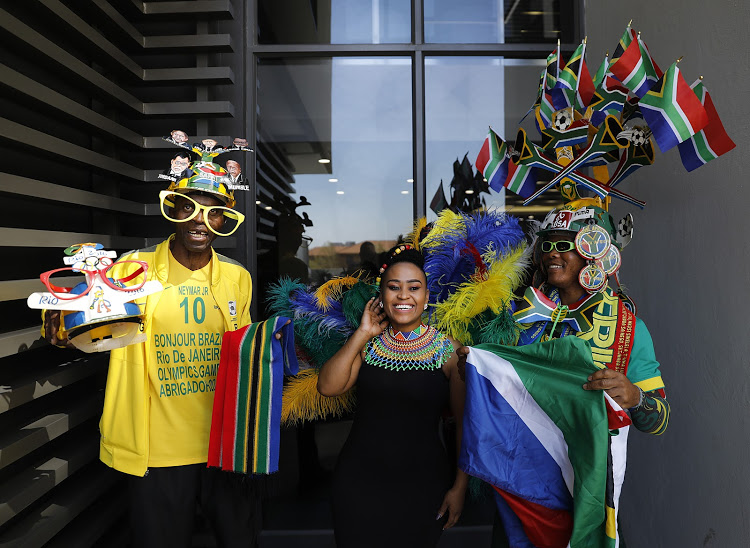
left=460, top=336, right=631, bottom=548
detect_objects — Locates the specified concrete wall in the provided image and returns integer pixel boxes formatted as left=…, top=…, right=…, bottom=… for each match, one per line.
left=586, top=2, right=750, bottom=546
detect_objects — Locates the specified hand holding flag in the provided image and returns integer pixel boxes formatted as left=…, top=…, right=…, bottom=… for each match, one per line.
left=583, top=368, right=643, bottom=409
left=460, top=337, right=631, bottom=548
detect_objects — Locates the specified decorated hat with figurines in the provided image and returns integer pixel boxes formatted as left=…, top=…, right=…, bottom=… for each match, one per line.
left=161, top=131, right=254, bottom=208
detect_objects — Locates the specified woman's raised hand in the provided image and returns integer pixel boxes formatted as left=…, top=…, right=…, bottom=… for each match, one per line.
left=359, top=297, right=389, bottom=339
left=319, top=298, right=383, bottom=396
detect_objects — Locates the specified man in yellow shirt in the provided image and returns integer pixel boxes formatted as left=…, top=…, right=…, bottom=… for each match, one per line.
left=47, top=174, right=257, bottom=547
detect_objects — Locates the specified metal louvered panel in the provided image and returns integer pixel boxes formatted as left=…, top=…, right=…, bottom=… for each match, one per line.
left=0, top=1, right=247, bottom=545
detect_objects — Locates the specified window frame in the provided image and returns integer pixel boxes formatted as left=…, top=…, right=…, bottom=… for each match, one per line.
left=245, top=0, right=584, bottom=318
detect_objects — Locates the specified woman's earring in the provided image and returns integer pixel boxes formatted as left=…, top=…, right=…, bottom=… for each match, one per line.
left=379, top=302, right=383, bottom=309
left=423, top=304, right=428, bottom=310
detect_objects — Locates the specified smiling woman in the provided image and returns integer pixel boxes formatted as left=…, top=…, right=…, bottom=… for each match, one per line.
left=316, top=244, right=468, bottom=548
left=379, top=258, right=428, bottom=333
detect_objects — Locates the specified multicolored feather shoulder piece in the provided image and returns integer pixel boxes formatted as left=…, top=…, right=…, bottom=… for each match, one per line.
left=279, top=283, right=352, bottom=338
left=314, top=275, right=362, bottom=310
left=265, top=277, right=307, bottom=319
left=267, top=278, right=376, bottom=425
left=420, top=209, right=463, bottom=251
left=423, top=210, right=527, bottom=306
left=431, top=244, right=530, bottom=344
left=281, top=369, right=357, bottom=425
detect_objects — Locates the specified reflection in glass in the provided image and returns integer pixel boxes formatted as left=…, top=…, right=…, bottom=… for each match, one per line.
left=424, top=0, right=575, bottom=44
left=256, top=57, right=412, bottom=302
left=258, top=0, right=411, bottom=45
left=425, top=57, right=548, bottom=220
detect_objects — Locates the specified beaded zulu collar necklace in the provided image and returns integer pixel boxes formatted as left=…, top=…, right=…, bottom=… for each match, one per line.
left=365, top=324, right=452, bottom=371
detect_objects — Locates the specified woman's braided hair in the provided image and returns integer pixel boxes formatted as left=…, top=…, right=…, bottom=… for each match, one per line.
left=375, top=244, right=425, bottom=288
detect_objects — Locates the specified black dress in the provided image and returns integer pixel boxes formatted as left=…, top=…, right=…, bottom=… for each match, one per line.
left=331, top=358, right=452, bottom=548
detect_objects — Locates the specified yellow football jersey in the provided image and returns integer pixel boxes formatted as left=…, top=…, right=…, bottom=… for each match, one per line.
left=147, top=251, right=224, bottom=466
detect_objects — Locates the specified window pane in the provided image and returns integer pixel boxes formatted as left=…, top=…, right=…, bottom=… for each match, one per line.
left=424, top=0, right=575, bottom=44
left=425, top=56, right=556, bottom=220
left=258, top=0, right=411, bottom=44
left=256, top=57, right=412, bottom=298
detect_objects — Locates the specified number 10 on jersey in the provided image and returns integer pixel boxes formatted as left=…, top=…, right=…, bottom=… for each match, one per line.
left=180, top=297, right=205, bottom=324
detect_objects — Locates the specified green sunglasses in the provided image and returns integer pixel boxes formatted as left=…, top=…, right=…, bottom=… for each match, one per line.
left=541, top=240, right=576, bottom=253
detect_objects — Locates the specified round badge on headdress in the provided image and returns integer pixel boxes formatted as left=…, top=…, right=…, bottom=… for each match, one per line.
left=578, top=263, right=607, bottom=293
left=575, top=223, right=611, bottom=260
left=596, top=245, right=622, bottom=276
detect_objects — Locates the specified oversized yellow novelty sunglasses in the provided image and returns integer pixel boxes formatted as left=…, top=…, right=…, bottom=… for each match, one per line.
left=159, top=190, right=245, bottom=236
